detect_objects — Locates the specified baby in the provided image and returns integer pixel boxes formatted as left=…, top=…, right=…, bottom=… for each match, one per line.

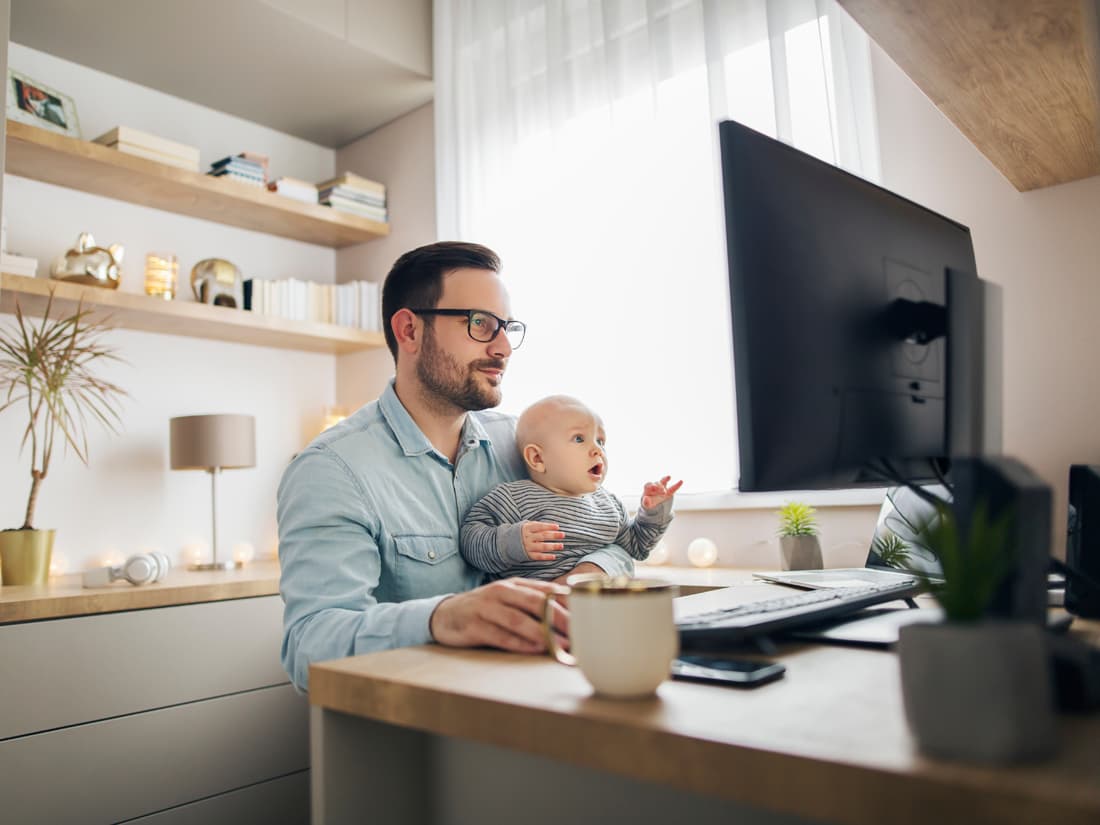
left=460, top=394, right=682, bottom=580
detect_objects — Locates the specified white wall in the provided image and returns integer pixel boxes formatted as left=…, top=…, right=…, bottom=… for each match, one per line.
left=0, top=44, right=345, bottom=572
left=870, top=44, right=1100, bottom=557
left=333, top=103, right=437, bottom=411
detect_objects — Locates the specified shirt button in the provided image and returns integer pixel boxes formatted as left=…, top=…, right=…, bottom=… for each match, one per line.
left=428, top=550, right=437, bottom=560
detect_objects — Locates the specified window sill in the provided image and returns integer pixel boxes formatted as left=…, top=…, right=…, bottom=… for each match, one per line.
left=622, top=487, right=888, bottom=513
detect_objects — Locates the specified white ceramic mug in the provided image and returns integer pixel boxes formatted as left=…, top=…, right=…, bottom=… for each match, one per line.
left=542, top=573, right=679, bottom=698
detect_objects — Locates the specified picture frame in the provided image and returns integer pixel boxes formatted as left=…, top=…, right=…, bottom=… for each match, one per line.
left=6, top=68, right=81, bottom=138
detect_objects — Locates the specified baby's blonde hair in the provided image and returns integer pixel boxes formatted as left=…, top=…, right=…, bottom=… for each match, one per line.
left=516, top=395, right=599, bottom=470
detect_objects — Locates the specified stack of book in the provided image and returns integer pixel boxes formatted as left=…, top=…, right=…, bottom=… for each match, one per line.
left=0, top=252, right=38, bottom=277
left=316, top=172, right=387, bottom=223
left=208, top=153, right=268, bottom=187
left=267, top=177, right=318, bottom=205
left=244, top=277, right=381, bottom=330
left=93, top=126, right=200, bottom=172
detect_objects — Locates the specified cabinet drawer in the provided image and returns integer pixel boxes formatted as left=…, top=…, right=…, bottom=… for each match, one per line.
left=129, top=770, right=309, bottom=825
left=0, top=595, right=287, bottom=739
left=0, top=683, right=308, bottom=824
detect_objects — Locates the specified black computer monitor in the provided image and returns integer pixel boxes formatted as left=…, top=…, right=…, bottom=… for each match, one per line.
left=719, top=119, right=989, bottom=492
left=719, top=119, right=1053, bottom=624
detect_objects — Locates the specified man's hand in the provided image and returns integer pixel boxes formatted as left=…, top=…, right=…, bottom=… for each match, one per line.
left=641, top=475, right=683, bottom=510
left=522, top=520, right=565, bottom=561
left=430, top=578, right=568, bottom=653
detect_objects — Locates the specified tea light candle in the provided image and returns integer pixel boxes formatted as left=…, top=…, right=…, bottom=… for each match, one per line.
left=98, top=549, right=126, bottom=569
left=144, top=252, right=179, bottom=300
left=687, top=537, right=718, bottom=568
left=322, top=405, right=348, bottom=432
left=646, top=540, right=670, bottom=566
left=180, top=542, right=207, bottom=567
left=232, top=542, right=256, bottom=564
left=48, top=552, right=69, bottom=577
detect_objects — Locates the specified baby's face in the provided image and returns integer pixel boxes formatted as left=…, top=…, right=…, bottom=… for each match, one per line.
left=536, top=409, right=608, bottom=497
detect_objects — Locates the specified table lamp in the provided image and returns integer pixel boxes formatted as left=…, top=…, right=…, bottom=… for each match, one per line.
left=170, top=414, right=256, bottom=571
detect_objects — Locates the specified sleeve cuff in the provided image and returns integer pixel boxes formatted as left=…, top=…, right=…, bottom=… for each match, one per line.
left=500, top=522, right=529, bottom=564
left=396, top=594, right=451, bottom=646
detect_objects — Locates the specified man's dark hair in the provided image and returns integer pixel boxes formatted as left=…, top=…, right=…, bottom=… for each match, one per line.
left=381, top=241, right=502, bottom=359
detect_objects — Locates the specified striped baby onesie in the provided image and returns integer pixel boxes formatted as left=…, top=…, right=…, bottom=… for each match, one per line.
left=460, top=478, right=673, bottom=580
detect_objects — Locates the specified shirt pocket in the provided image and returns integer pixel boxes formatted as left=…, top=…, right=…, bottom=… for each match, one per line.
left=394, top=534, right=458, bottom=565
left=391, top=534, right=467, bottom=600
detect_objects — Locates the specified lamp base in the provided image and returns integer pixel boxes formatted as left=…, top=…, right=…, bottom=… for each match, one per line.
left=188, top=560, right=245, bottom=572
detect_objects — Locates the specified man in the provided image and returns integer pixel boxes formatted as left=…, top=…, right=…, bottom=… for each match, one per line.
left=277, top=242, right=632, bottom=690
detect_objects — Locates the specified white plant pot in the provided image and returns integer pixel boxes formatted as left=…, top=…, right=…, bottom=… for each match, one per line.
left=898, top=620, right=1057, bottom=763
left=779, top=535, right=822, bottom=571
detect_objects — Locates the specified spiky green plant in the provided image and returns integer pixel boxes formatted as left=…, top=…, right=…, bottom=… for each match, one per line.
left=776, top=501, right=818, bottom=536
left=910, top=500, right=1013, bottom=622
left=872, top=530, right=911, bottom=568
left=0, top=293, right=126, bottom=530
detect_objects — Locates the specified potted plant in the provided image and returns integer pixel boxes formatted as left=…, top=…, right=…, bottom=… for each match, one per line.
left=776, top=501, right=822, bottom=570
left=898, top=498, right=1057, bottom=763
left=0, top=294, right=126, bottom=585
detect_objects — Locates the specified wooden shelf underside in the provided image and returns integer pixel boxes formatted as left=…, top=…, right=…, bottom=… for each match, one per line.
left=1, top=273, right=386, bottom=354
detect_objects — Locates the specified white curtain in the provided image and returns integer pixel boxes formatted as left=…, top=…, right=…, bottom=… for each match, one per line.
left=434, top=0, right=879, bottom=499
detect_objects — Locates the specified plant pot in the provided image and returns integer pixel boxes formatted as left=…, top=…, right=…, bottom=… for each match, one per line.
left=0, top=529, right=55, bottom=586
left=898, top=620, right=1057, bottom=763
left=779, top=535, right=822, bottom=570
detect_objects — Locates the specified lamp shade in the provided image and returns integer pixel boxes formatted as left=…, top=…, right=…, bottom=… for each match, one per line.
left=170, top=414, right=256, bottom=470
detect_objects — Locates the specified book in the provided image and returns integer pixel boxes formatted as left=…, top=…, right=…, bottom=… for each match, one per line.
left=268, top=177, right=318, bottom=204
left=211, top=156, right=265, bottom=173
left=102, top=141, right=200, bottom=172
left=93, top=126, right=200, bottom=165
left=314, top=171, right=386, bottom=198
left=238, top=151, right=270, bottom=179
left=323, top=198, right=388, bottom=222
left=0, top=252, right=38, bottom=277
left=317, top=185, right=386, bottom=207
left=209, top=169, right=266, bottom=186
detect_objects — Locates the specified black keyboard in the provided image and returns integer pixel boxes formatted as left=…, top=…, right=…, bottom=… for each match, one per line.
left=677, top=579, right=922, bottom=648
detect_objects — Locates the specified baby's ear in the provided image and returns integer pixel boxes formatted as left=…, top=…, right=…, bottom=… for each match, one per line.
left=523, top=444, right=545, bottom=474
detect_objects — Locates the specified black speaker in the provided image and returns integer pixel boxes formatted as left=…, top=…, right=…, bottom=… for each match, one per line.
left=1066, top=465, right=1100, bottom=617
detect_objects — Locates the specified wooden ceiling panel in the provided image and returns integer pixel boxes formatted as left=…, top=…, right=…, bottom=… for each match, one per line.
left=839, top=0, right=1100, bottom=191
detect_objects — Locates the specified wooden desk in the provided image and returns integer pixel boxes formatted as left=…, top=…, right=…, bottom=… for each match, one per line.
left=309, top=586, right=1100, bottom=825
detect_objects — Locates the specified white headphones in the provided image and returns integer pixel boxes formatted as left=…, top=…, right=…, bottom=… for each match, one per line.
left=82, top=552, right=172, bottom=588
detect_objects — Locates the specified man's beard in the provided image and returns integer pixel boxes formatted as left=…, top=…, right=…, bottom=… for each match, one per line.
left=416, top=327, right=504, bottom=412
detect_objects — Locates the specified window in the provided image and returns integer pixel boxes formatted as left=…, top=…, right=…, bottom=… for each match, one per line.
left=436, top=0, right=879, bottom=504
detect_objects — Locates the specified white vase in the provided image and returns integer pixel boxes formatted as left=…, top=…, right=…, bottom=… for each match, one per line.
left=779, top=535, right=822, bottom=570
left=898, top=620, right=1057, bottom=763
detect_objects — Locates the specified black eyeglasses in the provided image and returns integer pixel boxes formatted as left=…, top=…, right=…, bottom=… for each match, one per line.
left=409, top=308, right=527, bottom=349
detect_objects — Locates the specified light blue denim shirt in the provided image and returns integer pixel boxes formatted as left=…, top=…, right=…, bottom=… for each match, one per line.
left=277, top=380, right=634, bottom=691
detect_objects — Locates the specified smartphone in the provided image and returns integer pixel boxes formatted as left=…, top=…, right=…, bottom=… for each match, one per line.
left=670, top=654, right=786, bottom=688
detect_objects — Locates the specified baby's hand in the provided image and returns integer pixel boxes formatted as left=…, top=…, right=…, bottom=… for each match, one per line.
left=522, top=521, right=565, bottom=561
left=641, top=476, right=683, bottom=510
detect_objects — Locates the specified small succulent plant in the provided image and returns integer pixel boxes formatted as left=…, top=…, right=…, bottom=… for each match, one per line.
left=776, top=502, right=818, bottom=537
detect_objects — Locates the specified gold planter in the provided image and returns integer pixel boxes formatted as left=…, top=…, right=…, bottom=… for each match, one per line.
left=0, top=529, right=55, bottom=586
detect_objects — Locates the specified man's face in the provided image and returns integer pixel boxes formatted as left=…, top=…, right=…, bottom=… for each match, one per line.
left=415, top=267, right=514, bottom=412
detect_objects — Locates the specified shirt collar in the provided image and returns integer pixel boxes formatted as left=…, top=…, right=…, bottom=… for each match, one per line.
left=379, top=379, right=494, bottom=458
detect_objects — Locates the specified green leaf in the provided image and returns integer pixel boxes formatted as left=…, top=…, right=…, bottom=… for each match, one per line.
left=907, top=499, right=1014, bottom=621
left=776, top=501, right=819, bottom=536
left=0, top=293, right=128, bottom=529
